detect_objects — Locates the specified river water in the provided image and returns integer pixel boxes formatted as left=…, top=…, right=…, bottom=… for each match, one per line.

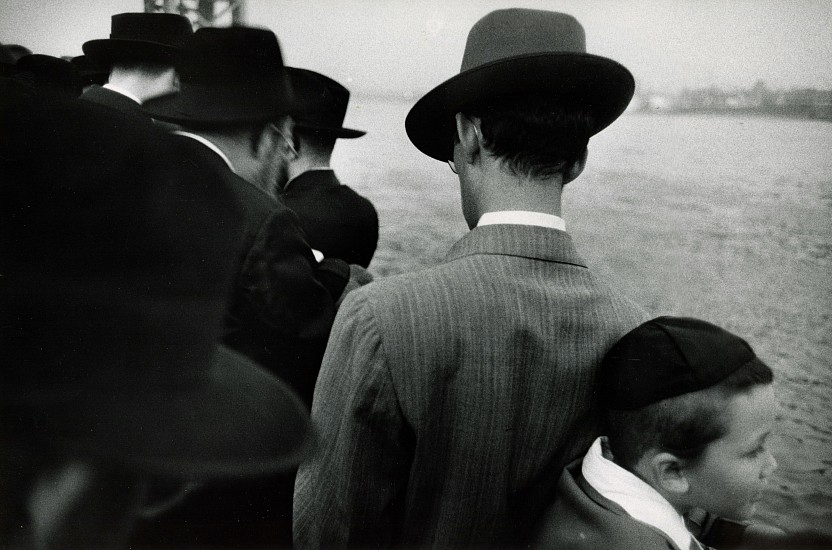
left=330, top=97, right=832, bottom=535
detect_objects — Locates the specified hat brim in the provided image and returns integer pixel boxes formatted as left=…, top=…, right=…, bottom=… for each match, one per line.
left=7, top=345, right=314, bottom=479
left=83, top=39, right=178, bottom=68
left=405, top=52, right=634, bottom=162
left=295, top=123, right=366, bottom=139
left=143, top=90, right=291, bottom=126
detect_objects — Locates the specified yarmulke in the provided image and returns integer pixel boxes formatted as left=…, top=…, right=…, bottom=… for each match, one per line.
left=600, top=316, right=756, bottom=410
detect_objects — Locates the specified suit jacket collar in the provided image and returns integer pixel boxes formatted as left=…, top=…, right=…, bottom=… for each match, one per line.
left=445, top=224, right=587, bottom=267
left=80, top=85, right=149, bottom=120
left=283, top=168, right=338, bottom=192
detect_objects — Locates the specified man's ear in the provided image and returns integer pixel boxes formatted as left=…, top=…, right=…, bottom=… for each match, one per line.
left=454, top=112, right=480, bottom=165
left=250, top=124, right=274, bottom=159
left=650, top=452, right=690, bottom=495
left=563, top=147, right=588, bottom=185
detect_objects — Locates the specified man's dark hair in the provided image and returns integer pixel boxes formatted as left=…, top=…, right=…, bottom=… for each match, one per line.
left=463, top=95, right=594, bottom=180
left=606, top=357, right=774, bottom=470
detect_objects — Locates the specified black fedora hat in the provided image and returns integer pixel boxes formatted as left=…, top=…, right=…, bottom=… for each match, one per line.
left=144, top=27, right=294, bottom=125
left=405, top=8, right=635, bottom=162
left=83, top=12, right=193, bottom=68
left=14, top=54, right=83, bottom=98
left=71, top=54, right=109, bottom=87
left=0, top=81, right=313, bottom=478
left=288, top=67, right=365, bottom=139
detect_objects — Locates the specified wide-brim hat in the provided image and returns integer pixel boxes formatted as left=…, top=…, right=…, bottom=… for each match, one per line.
left=406, top=8, right=635, bottom=162
left=0, top=80, right=313, bottom=478
left=144, top=27, right=294, bottom=126
left=288, top=67, right=365, bottom=139
left=4, top=345, right=314, bottom=478
left=82, top=12, right=194, bottom=68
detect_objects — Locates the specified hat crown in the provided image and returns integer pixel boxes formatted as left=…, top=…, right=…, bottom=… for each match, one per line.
left=601, top=316, right=758, bottom=410
left=180, top=27, right=285, bottom=85
left=109, top=12, right=193, bottom=45
left=461, top=9, right=586, bottom=72
left=146, top=26, right=295, bottom=124
left=289, top=67, right=350, bottom=129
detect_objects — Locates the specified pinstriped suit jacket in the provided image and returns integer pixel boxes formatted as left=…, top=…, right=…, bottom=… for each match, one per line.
left=294, top=224, right=648, bottom=548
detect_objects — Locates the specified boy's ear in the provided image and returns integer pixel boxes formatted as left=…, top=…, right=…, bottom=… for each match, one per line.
left=649, top=452, right=690, bottom=495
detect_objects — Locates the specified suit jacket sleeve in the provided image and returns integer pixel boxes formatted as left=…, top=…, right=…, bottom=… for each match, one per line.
left=236, top=203, right=341, bottom=340
left=293, top=290, right=410, bottom=548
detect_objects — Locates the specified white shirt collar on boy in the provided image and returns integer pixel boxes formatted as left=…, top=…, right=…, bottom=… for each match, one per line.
left=476, top=210, right=566, bottom=231
left=582, top=437, right=698, bottom=550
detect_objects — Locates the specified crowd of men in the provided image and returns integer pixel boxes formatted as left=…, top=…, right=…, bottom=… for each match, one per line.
left=2, top=7, right=829, bottom=550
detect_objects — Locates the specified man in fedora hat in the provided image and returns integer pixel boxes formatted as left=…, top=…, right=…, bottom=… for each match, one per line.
left=276, top=68, right=379, bottom=268
left=80, top=12, right=192, bottom=119
left=144, top=25, right=353, bottom=408
left=294, top=9, right=648, bottom=547
left=0, top=79, right=313, bottom=548
left=138, top=27, right=355, bottom=547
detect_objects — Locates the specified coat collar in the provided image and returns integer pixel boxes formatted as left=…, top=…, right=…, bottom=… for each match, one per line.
left=444, top=224, right=586, bottom=267
left=283, top=168, right=338, bottom=192
left=80, top=85, right=149, bottom=120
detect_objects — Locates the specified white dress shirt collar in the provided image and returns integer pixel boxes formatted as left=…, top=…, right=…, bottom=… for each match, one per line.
left=102, top=83, right=142, bottom=105
left=582, top=437, right=695, bottom=550
left=173, top=131, right=235, bottom=172
left=476, top=210, right=566, bottom=231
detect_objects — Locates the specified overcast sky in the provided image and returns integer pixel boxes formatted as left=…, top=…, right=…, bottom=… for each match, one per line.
left=2, top=0, right=830, bottom=95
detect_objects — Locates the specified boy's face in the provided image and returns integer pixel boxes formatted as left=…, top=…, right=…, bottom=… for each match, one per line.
left=683, top=384, right=778, bottom=521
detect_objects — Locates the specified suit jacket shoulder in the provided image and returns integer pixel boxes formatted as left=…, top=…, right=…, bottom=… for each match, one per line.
left=296, top=224, right=649, bottom=547
left=80, top=85, right=148, bottom=121
left=533, top=460, right=680, bottom=550
left=278, top=169, right=378, bottom=267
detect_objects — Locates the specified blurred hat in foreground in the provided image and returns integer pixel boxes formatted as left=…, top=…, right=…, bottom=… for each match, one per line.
left=0, top=80, right=313, bottom=478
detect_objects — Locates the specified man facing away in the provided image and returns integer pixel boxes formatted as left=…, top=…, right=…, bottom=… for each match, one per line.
left=144, top=27, right=352, bottom=407
left=138, top=28, right=354, bottom=548
left=276, top=67, right=379, bottom=268
left=81, top=12, right=192, bottom=119
left=293, top=9, right=648, bottom=548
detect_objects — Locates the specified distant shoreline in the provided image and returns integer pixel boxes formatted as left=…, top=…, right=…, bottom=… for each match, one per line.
left=635, top=107, right=832, bottom=122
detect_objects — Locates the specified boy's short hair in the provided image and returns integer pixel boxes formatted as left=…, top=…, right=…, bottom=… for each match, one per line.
left=463, top=95, right=593, bottom=180
left=600, top=316, right=774, bottom=469
left=606, top=357, right=773, bottom=469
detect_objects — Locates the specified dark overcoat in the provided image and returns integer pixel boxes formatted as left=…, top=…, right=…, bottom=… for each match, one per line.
left=278, top=168, right=379, bottom=268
